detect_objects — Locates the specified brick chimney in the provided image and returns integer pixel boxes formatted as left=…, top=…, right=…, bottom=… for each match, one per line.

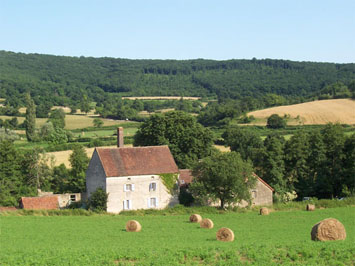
left=117, top=127, right=124, bottom=148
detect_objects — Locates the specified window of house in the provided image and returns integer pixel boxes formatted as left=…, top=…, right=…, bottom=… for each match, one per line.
left=124, top=184, right=135, bottom=192
left=148, top=197, right=158, bottom=208
left=252, top=190, right=257, bottom=199
left=123, top=199, right=131, bottom=210
left=70, top=194, right=76, bottom=202
left=149, top=182, right=157, bottom=191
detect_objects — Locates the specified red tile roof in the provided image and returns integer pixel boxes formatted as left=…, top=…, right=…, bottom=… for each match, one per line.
left=179, top=169, right=193, bottom=185
left=96, top=146, right=179, bottom=177
left=20, top=196, right=59, bottom=210
left=177, top=170, right=274, bottom=192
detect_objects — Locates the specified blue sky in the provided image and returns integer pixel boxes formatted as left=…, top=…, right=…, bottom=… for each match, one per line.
left=1, top=0, right=354, bottom=63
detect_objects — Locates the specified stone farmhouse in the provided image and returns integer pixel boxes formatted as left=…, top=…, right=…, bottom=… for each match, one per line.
left=86, top=127, right=273, bottom=213
left=86, top=128, right=179, bottom=213
left=179, top=169, right=274, bottom=207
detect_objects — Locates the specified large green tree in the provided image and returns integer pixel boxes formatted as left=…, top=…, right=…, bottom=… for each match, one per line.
left=68, top=145, right=90, bottom=192
left=258, top=133, right=287, bottom=199
left=284, top=131, right=310, bottom=198
left=342, top=133, right=355, bottom=195
left=223, top=126, right=263, bottom=163
left=266, top=114, right=286, bottom=129
left=25, top=94, right=36, bottom=141
left=49, top=108, right=66, bottom=129
left=316, top=124, right=346, bottom=198
left=133, top=111, right=214, bottom=168
left=0, top=141, right=23, bottom=206
left=190, top=151, right=256, bottom=208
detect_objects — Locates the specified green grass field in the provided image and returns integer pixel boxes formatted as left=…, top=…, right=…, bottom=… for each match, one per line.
left=1, top=207, right=354, bottom=265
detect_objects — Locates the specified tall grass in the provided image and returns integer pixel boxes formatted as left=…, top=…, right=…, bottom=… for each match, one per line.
left=2, top=197, right=353, bottom=217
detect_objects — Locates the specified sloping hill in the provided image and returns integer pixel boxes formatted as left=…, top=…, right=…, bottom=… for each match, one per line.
left=1, top=50, right=354, bottom=106
left=247, top=99, right=355, bottom=125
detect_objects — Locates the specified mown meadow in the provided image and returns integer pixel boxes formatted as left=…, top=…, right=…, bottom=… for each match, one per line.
left=1, top=207, right=354, bottom=265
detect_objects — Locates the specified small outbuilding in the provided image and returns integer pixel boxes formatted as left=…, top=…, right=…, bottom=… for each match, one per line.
left=19, top=196, right=59, bottom=210
left=178, top=170, right=274, bottom=207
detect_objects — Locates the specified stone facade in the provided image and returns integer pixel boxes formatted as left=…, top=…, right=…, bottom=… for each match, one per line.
left=250, top=177, right=273, bottom=206
left=86, top=146, right=179, bottom=214
left=106, top=175, right=178, bottom=213
left=179, top=170, right=273, bottom=207
left=86, top=150, right=107, bottom=198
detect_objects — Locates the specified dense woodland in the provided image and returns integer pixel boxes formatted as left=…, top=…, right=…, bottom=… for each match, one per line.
left=1, top=50, right=354, bottom=109
left=0, top=50, right=354, bottom=206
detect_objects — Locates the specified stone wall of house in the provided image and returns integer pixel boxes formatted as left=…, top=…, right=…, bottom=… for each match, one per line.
left=208, top=179, right=273, bottom=208
left=86, top=150, right=107, bottom=198
left=56, top=193, right=82, bottom=208
left=106, top=174, right=178, bottom=213
left=251, top=179, right=273, bottom=206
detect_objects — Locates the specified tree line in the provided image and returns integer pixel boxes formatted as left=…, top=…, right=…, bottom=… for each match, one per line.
left=0, top=111, right=354, bottom=206
left=223, top=124, right=354, bottom=201
left=1, top=50, right=354, bottom=110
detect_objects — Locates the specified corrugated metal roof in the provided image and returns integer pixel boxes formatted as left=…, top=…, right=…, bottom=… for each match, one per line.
left=96, top=146, right=179, bottom=177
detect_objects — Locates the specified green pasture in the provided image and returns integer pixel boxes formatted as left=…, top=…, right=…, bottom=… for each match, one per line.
left=1, top=207, right=354, bottom=265
left=74, top=127, right=138, bottom=138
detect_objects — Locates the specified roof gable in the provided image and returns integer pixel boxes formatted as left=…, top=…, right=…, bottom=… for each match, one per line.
left=96, top=146, right=179, bottom=177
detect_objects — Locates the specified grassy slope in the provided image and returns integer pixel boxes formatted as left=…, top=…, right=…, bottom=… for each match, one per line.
left=1, top=207, right=354, bottom=265
left=247, top=99, right=355, bottom=125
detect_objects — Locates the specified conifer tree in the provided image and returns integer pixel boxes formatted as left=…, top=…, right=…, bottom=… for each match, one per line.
left=25, top=94, right=36, bottom=141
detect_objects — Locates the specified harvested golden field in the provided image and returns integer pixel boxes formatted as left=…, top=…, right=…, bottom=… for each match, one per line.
left=49, top=144, right=226, bottom=168
left=122, top=96, right=201, bottom=100
left=0, top=115, right=123, bottom=130
left=47, top=144, right=133, bottom=167
left=248, top=99, right=355, bottom=125
left=215, top=145, right=230, bottom=152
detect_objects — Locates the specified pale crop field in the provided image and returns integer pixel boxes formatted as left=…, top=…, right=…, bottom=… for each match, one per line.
left=48, top=144, right=227, bottom=168
left=47, top=144, right=133, bottom=167
left=122, top=96, right=201, bottom=100
left=0, top=115, right=124, bottom=130
left=1, top=207, right=354, bottom=265
left=247, top=99, right=355, bottom=125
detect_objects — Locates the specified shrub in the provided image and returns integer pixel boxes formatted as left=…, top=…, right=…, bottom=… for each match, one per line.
left=267, top=114, right=286, bottom=129
left=87, top=188, right=108, bottom=212
left=178, top=187, right=194, bottom=206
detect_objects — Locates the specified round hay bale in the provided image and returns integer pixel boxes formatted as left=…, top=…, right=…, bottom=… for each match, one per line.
left=216, top=227, right=234, bottom=242
left=200, top=218, right=214, bottom=229
left=189, top=214, right=202, bottom=223
left=126, top=220, right=141, bottom=232
left=260, top=207, right=269, bottom=215
left=306, top=204, right=315, bottom=211
left=311, top=218, right=346, bottom=241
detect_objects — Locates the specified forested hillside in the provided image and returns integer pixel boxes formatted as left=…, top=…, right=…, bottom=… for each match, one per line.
left=1, top=50, right=354, bottom=108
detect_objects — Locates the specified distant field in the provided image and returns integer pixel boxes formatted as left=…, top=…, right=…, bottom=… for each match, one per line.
left=1, top=207, right=354, bottom=265
left=122, top=96, right=201, bottom=100
left=47, top=145, right=124, bottom=167
left=248, top=99, right=355, bottom=125
left=0, top=115, right=124, bottom=130
left=48, top=144, right=227, bottom=168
